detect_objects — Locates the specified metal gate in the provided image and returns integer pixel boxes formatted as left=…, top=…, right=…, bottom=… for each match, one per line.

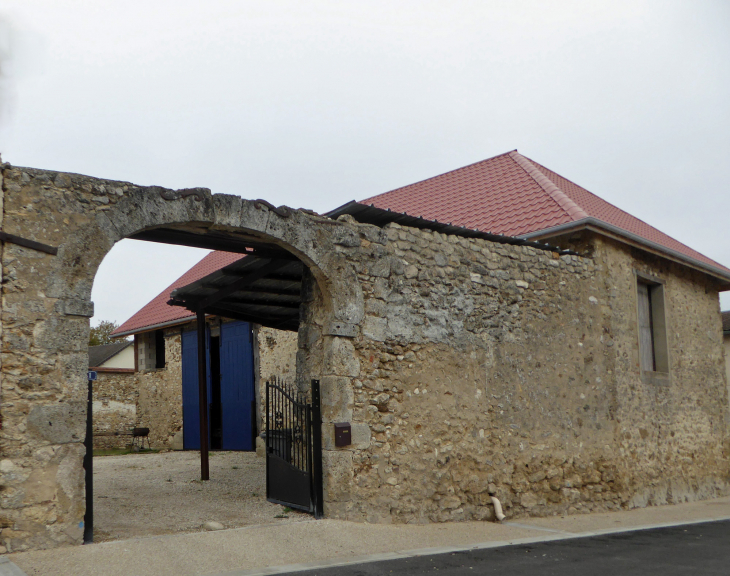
left=265, top=378, right=323, bottom=517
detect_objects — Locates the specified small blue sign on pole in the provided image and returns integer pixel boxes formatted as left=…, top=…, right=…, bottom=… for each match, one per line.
left=87, top=371, right=97, bottom=381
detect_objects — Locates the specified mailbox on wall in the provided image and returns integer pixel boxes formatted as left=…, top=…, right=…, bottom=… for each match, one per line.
left=334, top=422, right=351, bottom=447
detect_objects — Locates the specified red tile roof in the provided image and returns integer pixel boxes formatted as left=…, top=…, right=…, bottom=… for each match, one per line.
left=360, top=150, right=730, bottom=277
left=116, top=151, right=729, bottom=337
left=112, top=251, right=245, bottom=337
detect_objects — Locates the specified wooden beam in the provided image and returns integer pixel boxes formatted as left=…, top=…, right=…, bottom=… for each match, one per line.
left=196, top=259, right=292, bottom=310
left=204, top=301, right=299, bottom=320
left=230, top=287, right=302, bottom=298
left=222, top=297, right=300, bottom=309
left=0, top=231, right=58, bottom=255
left=202, top=304, right=299, bottom=332
left=129, top=228, right=292, bottom=256
left=262, top=272, right=304, bottom=282
left=196, top=311, right=209, bottom=481
left=218, top=269, right=303, bottom=283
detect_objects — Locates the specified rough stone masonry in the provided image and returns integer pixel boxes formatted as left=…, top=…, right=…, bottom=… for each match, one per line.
left=0, top=163, right=728, bottom=552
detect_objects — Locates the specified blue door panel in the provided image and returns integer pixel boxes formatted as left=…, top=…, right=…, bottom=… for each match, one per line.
left=181, top=329, right=201, bottom=450
left=206, top=330, right=213, bottom=407
left=220, top=321, right=255, bottom=451
left=182, top=321, right=255, bottom=451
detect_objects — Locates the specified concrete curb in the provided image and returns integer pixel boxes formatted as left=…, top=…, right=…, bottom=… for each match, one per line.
left=0, top=557, right=27, bottom=576
left=207, top=515, right=730, bottom=576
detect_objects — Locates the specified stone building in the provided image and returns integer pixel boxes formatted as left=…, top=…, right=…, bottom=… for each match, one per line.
left=1, top=150, right=729, bottom=553
left=109, top=251, right=297, bottom=451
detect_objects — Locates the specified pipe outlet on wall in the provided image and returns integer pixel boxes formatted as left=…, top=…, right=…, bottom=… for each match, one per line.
left=490, top=495, right=506, bottom=522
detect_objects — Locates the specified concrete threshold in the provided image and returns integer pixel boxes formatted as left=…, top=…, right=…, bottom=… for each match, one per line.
left=7, top=496, right=730, bottom=576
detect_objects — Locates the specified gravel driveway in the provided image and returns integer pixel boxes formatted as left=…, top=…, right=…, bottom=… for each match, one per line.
left=93, top=451, right=309, bottom=542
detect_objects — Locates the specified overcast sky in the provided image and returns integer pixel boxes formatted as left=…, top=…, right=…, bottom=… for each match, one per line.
left=1, top=0, right=728, bottom=326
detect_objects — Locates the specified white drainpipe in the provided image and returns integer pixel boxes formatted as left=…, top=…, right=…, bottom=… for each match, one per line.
left=490, top=495, right=506, bottom=521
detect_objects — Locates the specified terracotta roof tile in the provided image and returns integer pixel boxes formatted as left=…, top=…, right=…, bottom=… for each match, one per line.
left=361, top=150, right=730, bottom=276
left=112, top=251, right=245, bottom=336
left=117, top=152, right=729, bottom=337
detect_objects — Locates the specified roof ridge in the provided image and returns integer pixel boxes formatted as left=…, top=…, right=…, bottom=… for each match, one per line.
left=509, top=151, right=589, bottom=222
left=361, top=150, right=518, bottom=205
left=521, top=156, right=730, bottom=276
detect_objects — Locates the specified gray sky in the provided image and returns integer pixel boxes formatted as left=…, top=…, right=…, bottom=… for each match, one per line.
left=1, top=0, right=728, bottom=326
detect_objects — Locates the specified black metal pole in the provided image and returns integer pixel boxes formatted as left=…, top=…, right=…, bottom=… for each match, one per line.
left=83, top=374, right=94, bottom=543
left=265, top=381, right=269, bottom=500
left=197, top=310, right=210, bottom=481
left=310, top=379, right=324, bottom=519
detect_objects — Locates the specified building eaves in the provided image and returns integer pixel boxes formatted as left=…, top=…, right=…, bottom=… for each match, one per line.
left=346, top=150, right=730, bottom=287
left=326, top=201, right=578, bottom=256
left=520, top=218, right=730, bottom=287
left=112, top=316, right=196, bottom=339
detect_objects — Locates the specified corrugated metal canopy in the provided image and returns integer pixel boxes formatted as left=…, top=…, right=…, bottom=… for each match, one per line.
left=168, top=254, right=303, bottom=332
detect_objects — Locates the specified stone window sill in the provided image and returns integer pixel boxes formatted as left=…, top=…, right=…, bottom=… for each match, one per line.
left=641, top=371, right=670, bottom=386
left=140, top=367, right=167, bottom=374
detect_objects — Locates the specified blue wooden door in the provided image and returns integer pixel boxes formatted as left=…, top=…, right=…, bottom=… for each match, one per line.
left=219, top=321, right=255, bottom=450
left=181, top=329, right=203, bottom=450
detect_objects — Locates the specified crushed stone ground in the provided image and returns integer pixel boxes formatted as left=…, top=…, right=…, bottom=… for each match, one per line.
left=93, top=451, right=309, bottom=542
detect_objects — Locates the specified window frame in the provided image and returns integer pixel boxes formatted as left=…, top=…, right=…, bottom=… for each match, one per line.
left=154, top=329, right=166, bottom=369
left=634, top=271, right=670, bottom=383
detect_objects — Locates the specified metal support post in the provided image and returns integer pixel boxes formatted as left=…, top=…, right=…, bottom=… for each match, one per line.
left=310, top=379, right=324, bottom=519
left=83, top=371, right=95, bottom=543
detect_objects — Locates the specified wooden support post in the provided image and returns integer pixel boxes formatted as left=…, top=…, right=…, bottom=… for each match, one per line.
left=197, top=310, right=210, bottom=480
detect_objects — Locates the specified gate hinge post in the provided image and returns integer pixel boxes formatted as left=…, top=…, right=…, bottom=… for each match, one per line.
left=311, top=379, right=324, bottom=519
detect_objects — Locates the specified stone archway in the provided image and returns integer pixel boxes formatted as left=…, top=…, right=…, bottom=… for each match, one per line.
left=0, top=166, right=365, bottom=551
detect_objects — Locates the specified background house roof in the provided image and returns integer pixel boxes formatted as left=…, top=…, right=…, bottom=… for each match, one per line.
left=355, top=150, right=730, bottom=278
left=88, top=341, right=133, bottom=368
left=723, top=311, right=730, bottom=334
left=112, top=251, right=245, bottom=337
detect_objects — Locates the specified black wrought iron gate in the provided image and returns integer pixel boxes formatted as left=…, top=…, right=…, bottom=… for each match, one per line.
left=265, top=378, right=323, bottom=517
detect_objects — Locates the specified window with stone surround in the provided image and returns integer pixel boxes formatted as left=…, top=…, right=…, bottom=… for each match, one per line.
left=636, top=273, right=669, bottom=374
left=155, top=329, right=166, bottom=369
left=135, top=329, right=167, bottom=371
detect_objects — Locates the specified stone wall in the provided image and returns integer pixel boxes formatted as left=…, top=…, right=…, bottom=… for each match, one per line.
left=316, top=223, right=730, bottom=522
left=135, top=329, right=183, bottom=450
left=725, top=335, right=730, bottom=419
left=254, top=325, right=298, bottom=435
left=256, top=327, right=297, bottom=384
left=331, top=223, right=611, bottom=521
left=592, top=235, right=729, bottom=508
left=1, top=164, right=366, bottom=552
left=0, top=167, right=92, bottom=552
left=91, top=371, right=137, bottom=450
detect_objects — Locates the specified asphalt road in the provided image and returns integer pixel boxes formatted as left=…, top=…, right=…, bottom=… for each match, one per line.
left=287, top=519, right=730, bottom=576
